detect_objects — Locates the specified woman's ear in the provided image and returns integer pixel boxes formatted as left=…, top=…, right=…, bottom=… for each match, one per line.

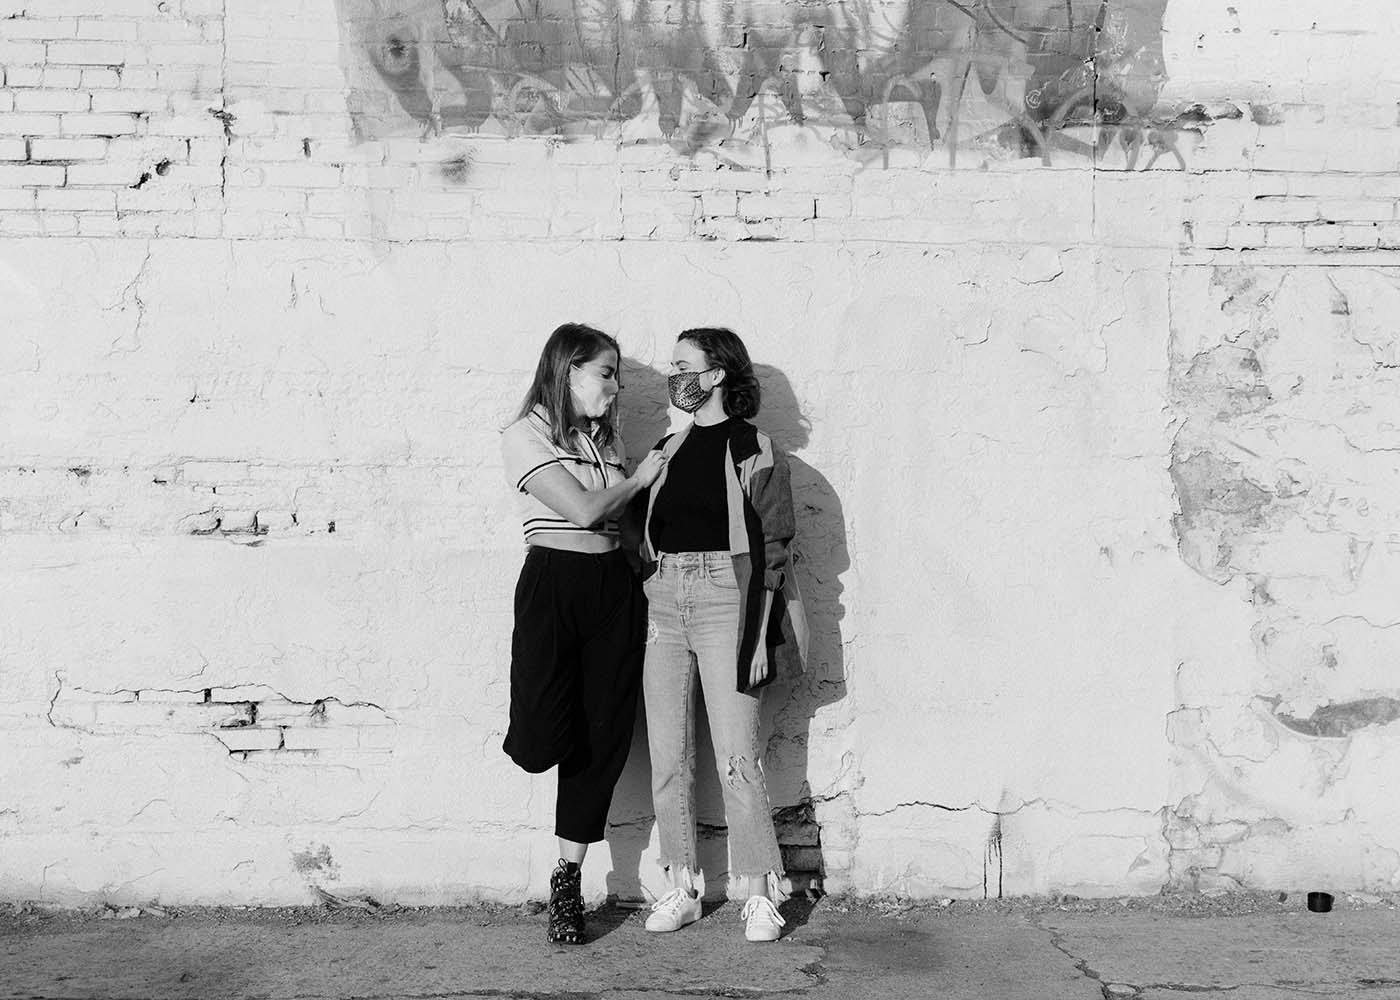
left=709, top=367, right=726, bottom=388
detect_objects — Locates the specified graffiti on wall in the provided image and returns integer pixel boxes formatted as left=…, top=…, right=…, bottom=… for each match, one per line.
left=335, top=0, right=1175, bottom=165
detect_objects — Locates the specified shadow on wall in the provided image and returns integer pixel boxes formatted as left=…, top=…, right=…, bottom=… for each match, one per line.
left=604, top=359, right=849, bottom=902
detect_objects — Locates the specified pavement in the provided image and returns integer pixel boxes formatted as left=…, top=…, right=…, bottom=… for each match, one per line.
left=3, top=891, right=1399, bottom=1000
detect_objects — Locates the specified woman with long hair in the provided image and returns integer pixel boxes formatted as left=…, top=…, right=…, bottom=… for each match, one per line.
left=500, top=322, right=667, bottom=945
left=636, top=327, right=807, bottom=943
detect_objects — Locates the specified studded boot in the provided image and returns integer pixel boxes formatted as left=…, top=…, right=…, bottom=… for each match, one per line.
left=547, top=859, right=585, bottom=945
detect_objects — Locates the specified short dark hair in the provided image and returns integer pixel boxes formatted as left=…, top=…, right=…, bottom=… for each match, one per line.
left=677, top=327, right=760, bottom=419
left=516, top=323, right=620, bottom=450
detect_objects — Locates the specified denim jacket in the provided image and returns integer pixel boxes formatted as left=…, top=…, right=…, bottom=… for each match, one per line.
left=637, top=420, right=809, bottom=692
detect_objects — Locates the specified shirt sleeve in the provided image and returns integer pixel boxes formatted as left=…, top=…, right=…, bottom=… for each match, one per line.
left=501, top=419, right=561, bottom=493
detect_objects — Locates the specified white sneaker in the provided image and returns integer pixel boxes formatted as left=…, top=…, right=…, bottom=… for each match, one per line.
left=740, top=894, right=785, bottom=942
left=645, top=887, right=702, bottom=932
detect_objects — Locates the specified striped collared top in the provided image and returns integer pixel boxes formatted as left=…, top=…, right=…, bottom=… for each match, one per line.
left=501, top=406, right=626, bottom=541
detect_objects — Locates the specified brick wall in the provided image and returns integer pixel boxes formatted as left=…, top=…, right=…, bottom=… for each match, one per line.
left=3, top=0, right=1400, bottom=906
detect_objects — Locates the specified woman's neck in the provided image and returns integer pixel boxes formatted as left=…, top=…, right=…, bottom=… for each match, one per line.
left=691, top=394, right=728, bottom=427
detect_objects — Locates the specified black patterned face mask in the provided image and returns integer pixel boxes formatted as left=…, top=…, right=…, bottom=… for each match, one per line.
left=667, top=369, right=715, bottom=413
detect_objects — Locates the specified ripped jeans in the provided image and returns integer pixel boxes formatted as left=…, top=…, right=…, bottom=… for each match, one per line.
left=643, top=551, right=784, bottom=880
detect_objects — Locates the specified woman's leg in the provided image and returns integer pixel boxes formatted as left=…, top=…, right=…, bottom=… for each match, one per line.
left=556, top=552, right=645, bottom=845
left=690, top=555, right=784, bottom=938
left=642, top=560, right=704, bottom=931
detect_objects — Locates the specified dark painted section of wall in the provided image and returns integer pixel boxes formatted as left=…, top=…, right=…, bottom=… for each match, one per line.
left=336, top=0, right=1172, bottom=162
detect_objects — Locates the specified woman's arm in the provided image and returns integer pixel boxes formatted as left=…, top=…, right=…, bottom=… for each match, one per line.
left=748, top=446, right=796, bottom=590
left=525, top=451, right=666, bottom=529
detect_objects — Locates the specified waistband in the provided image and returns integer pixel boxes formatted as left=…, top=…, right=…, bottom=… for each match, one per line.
left=525, top=545, right=626, bottom=563
left=654, top=551, right=731, bottom=571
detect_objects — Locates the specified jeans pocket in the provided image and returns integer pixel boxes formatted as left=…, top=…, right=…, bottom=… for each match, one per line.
left=708, top=560, right=740, bottom=590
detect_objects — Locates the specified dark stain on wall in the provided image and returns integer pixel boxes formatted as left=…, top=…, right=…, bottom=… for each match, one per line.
left=1264, top=696, right=1400, bottom=739
left=336, top=0, right=1173, bottom=162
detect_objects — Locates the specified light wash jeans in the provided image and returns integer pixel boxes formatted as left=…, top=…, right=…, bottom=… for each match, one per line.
left=643, top=551, right=784, bottom=880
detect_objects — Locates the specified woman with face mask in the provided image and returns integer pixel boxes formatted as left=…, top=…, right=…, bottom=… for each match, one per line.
left=500, top=323, right=668, bottom=945
left=635, top=327, right=808, bottom=943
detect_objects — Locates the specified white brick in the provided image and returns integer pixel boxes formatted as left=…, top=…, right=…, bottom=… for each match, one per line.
left=264, top=162, right=342, bottom=188
left=0, top=163, right=63, bottom=185
left=14, top=90, right=89, bottom=113
left=1227, top=223, right=1267, bottom=248
left=137, top=688, right=207, bottom=704
left=45, top=40, right=126, bottom=65
left=35, top=188, right=115, bottom=211
left=138, top=21, right=205, bottom=42
left=215, top=728, right=284, bottom=753
left=0, top=138, right=26, bottom=161
left=1304, top=224, right=1344, bottom=248
left=1341, top=224, right=1381, bottom=248
left=88, top=701, right=252, bottom=730
left=3, top=66, right=44, bottom=87
left=1240, top=198, right=1317, bottom=223
left=39, top=66, right=81, bottom=88
left=0, top=93, right=11, bottom=113
left=1317, top=200, right=1394, bottom=222
left=0, top=211, right=44, bottom=234
left=1265, top=225, right=1305, bottom=248
left=80, top=67, right=122, bottom=88
left=60, top=112, right=139, bottom=136
left=0, top=42, right=47, bottom=64
left=89, top=90, right=169, bottom=114
left=76, top=212, right=120, bottom=235
left=0, top=189, right=35, bottom=209
left=65, top=162, right=143, bottom=185
left=0, top=113, right=62, bottom=136
left=280, top=726, right=362, bottom=751
left=29, top=136, right=106, bottom=160
left=75, top=19, right=139, bottom=41
left=179, top=461, right=250, bottom=484
left=0, top=17, right=77, bottom=39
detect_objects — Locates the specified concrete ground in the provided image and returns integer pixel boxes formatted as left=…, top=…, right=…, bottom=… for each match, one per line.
left=3, top=891, right=1399, bottom=1000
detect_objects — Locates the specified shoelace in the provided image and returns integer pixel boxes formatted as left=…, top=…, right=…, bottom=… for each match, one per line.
left=740, top=895, right=785, bottom=928
left=650, top=887, right=693, bottom=915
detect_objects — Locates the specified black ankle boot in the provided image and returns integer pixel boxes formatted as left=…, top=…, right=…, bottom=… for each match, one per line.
left=548, top=859, right=585, bottom=944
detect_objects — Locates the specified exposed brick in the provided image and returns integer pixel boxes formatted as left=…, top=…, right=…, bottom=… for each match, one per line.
left=217, top=728, right=284, bottom=753
left=88, top=701, right=253, bottom=730
left=0, top=139, right=26, bottom=161
left=280, top=727, right=364, bottom=751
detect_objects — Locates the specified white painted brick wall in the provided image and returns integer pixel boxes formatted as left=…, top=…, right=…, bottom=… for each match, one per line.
left=2, top=0, right=1400, bottom=908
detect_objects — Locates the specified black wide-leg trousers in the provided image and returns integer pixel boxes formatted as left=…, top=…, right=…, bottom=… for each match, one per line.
left=502, top=546, right=644, bottom=844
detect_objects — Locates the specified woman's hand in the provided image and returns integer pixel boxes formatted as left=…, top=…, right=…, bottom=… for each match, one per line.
left=631, top=449, right=668, bottom=489
left=749, top=649, right=772, bottom=688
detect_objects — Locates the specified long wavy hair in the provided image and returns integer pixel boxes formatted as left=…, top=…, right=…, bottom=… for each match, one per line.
left=516, top=323, right=621, bottom=451
left=677, top=327, right=761, bottom=419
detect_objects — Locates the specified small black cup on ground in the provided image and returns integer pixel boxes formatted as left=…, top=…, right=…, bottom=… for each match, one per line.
left=1306, top=891, right=1333, bottom=913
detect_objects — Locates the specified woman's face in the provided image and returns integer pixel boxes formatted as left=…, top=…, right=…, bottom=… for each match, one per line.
left=670, top=339, right=719, bottom=387
left=570, top=347, right=620, bottom=419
